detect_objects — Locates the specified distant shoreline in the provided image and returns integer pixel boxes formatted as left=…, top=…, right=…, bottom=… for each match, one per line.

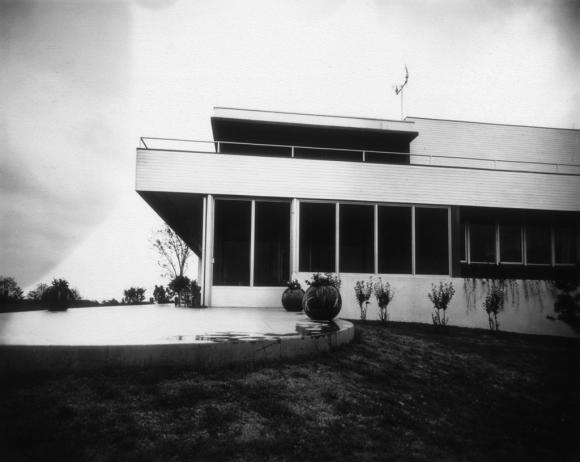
left=0, top=300, right=154, bottom=313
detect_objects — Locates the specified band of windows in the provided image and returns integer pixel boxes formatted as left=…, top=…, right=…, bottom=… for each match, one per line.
left=460, top=221, right=576, bottom=266
left=213, top=198, right=451, bottom=287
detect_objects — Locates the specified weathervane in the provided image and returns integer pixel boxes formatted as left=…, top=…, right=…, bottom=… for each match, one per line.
left=393, top=65, right=409, bottom=120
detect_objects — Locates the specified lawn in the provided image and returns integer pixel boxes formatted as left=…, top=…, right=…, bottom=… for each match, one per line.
left=1, top=321, right=579, bottom=461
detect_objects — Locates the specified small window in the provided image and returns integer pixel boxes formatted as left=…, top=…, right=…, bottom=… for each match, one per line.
left=470, top=223, right=496, bottom=263
left=378, top=206, right=412, bottom=273
left=339, top=204, right=374, bottom=273
left=415, top=207, right=449, bottom=275
left=554, top=225, right=576, bottom=264
left=499, top=224, right=522, bottom=263
left=299, top=202, right=336, bottom=272
left=526, top=225, right=551, bottom=264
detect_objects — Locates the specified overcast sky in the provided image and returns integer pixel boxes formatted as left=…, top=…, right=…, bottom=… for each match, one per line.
left=1, top=0, right=579, bottom=301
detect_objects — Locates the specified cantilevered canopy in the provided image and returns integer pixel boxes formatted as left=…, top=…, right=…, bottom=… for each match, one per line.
left=138, top=192, right=204, bottom=257
left=211, top=107, right=419, bottom=156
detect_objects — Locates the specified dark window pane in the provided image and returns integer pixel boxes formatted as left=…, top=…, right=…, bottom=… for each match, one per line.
left=213, top=200, right=251, bottom=285
left=340, top=204, right=374, bottom=273
left=416, top=207, right=449, bottom=275
left=254, top=202, right=290, bottom=286
left=378, top=206, right=412, bottom=273
left=526, top=225, right=551, bottom=264
left=299, top=202, right=336, bottom=272
left=500, top=224, right=522, bottom=262
left=470, top=223, right=496, bottom=263
left=460, top=222, right=466, bottom=261
left=555, top=225, right=576, bottom=264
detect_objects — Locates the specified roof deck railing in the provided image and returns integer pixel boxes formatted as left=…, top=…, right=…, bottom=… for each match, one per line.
left=138, top=137, right=580, bottom=176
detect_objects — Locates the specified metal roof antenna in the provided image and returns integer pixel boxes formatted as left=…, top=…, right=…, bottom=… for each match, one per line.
left=393, top=65, right=409, bottom=120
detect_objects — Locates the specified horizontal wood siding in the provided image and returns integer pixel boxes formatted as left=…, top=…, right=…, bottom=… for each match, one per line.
left=408, top=118, right=580, bottom=167
left=136, top=150, right=580, bottom=211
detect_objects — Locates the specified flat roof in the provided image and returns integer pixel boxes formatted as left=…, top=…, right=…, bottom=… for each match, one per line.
left=213, top=106, right=417, bottom=133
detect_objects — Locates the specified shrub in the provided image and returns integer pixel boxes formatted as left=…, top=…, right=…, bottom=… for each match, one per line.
left=354, top=278, right=373, bottom=321
left=483, top=287, right=504, bottom=331
left=42, top=278, right=74, bottom=311
left=153, top=285, right=170, bottom=304
left=374, top=278, right=394, bottom=323
left=305, top=273, right=341, bottom=290
left=286, top=279, right=302, bottom=290
left=191, top=280, right=201, bottom=307
left=428, top=281, right=455, bottom=326
left=123, top=287, right=146, bottom=304
left=554, top=280, right=580, bottom=332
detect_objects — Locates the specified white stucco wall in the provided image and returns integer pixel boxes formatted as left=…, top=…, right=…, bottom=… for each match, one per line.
left=293, top=273, right=577, bottom=337
left=212, top=273, right=577, bottom=337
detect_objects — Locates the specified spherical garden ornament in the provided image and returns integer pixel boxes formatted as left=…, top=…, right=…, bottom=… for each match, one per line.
left=281, top=280, right=305, bottom=312
left=302, top=273, right=342, bottom=321
left=42, top=278, right=74, bottom=312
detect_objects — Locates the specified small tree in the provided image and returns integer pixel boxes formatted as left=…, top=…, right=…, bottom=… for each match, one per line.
left=0, top=276, right=24, bottom=303
left=354, top=278, right=373, bottom=321
left=483, top=287, right=504, bottom=331
left=70, top=287, right=81, bottom=301
left=153, top=285, right=170, bottom=304
left=152, top=225, right=192, bottom=280
left=374, top=278, right=394, bottom=323
left=428, top=281, right=455, bottom=326
left=169, top=275, right=191, bottom=306
left=42, top=278, right=74, bottom=311
left=27, top=282, right=49, bottom=300
left=123, top=287, right=146, bottom=304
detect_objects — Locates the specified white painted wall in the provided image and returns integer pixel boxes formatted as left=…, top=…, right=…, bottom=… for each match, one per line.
left=136, top=150, right=580, bottom=211
left=211, top=286, right=285, bottom=308
left=294, top=272, right=576, bottom=337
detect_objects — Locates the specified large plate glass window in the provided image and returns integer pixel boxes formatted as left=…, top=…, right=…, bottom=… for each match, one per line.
left=499, top=224, right=522, bottom=263
left=299, top=202, right=336, bottom=272
left=254, top=201, right=290, bottom=286
left=213, top=200, right=251, bottom=285
left=554, top=225, right=576, bottom=264
left=378, top=206, right=412, bottom=273
left=415, top=207, right=449, bottom=275
left=526, top=224, right=551, bottom=264
left=340, top=204, right=374, bottom=273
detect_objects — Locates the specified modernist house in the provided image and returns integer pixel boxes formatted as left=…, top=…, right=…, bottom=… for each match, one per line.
left=136, top=108, right=580, bottom=335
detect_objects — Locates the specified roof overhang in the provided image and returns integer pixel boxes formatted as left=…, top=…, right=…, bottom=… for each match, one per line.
left=211, top=108, right=418, bottom=153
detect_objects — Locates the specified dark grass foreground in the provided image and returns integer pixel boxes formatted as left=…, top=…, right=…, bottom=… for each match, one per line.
left=1, top=322, right=579, bottom=462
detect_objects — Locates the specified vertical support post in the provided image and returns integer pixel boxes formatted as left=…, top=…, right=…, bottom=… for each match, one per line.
left=290, top=199, right=299, bottom=278
left=374, top=204, right=379, bottom=274
left=204, top=195, right=215, bottom=307
left=411, top=205, right=416, bottom=275
left=335, top=202, right=340, bottom=274
left=200, top=196, right=207, bottom=306
left=250, top=200, right=256, bottom=286
left=448, top=207, right=453, bottom=276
